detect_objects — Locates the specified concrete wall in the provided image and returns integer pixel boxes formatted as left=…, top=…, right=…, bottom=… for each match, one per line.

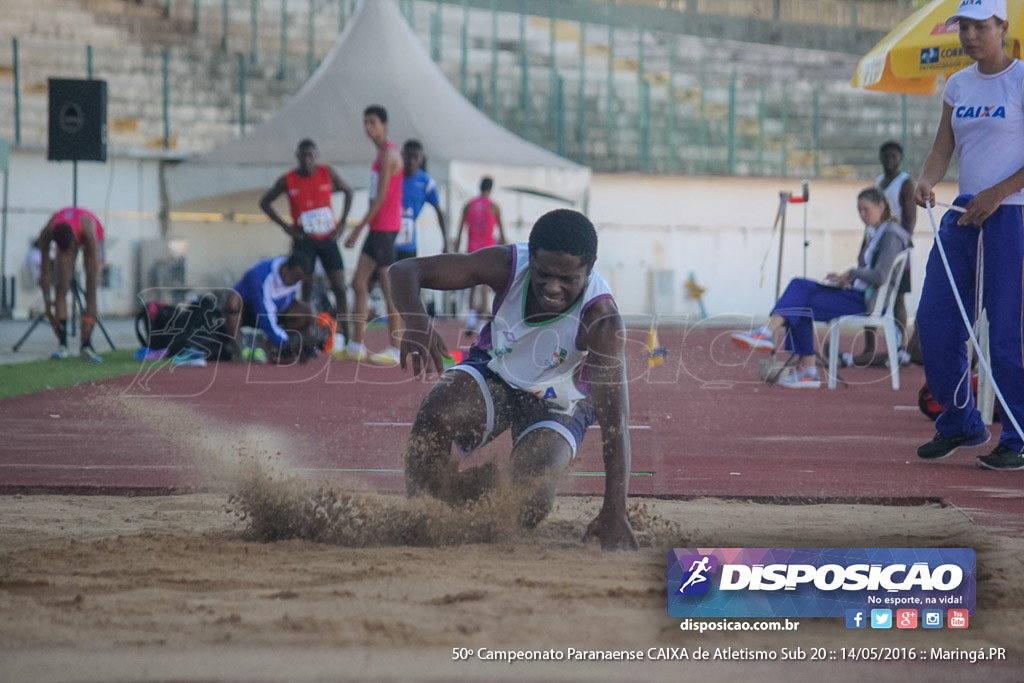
left=587, top=174, right=949, bottom=322
left=1, top=149, right=953, bottom=323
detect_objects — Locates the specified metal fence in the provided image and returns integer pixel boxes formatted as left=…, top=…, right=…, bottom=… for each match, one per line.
left=0, top=0, right=939, bottom=178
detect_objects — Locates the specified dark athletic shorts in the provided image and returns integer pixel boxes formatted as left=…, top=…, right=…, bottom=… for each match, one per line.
left=292, top=236, right=344, bottom=273
left=898, top=268, right=911, bottom=296
left=361, top=230, right=399, bottom=268
left=449, top=348, right=596, bottom=459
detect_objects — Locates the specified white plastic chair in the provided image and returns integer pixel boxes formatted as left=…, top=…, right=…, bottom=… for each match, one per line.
left=826, top=248, right=911, bottom=390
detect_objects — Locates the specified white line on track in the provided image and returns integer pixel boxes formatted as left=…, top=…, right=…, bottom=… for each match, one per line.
left=363, top=422, right=651, bottom=429
left=0, top=463, right=185, bottom=470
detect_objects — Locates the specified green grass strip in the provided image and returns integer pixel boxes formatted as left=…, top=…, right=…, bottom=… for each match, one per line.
left=0, top=349, right=143, bottom=400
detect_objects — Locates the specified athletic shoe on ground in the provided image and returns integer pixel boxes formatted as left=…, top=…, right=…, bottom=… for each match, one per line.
left=885, top=349, right=913, bottom=369
left=917, top=428, right=990, bottom=461
left=976, top=444, right=1024, bottom=471
left=80, top=347, right=103, bottom=363
left=333, top=343, right=367, bottom=362
left=368, top=347, right=400, bottom=366
left=133, top=347, right=166, bottom=361
left=51, top=345, right=70, bottom=360
left=241, top=346, right=268, bottom=364
left=730, top=327, right=774, bottom=353
left=172, top=347, right=208, bottom=368
left=777, top=367, right=821, bottom=389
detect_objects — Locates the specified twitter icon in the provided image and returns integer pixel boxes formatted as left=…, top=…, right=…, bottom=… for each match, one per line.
left=870, top=609, right=892, bottom=629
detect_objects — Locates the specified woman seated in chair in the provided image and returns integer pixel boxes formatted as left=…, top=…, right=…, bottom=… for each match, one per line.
left=731, top=187, right=911, bottom=388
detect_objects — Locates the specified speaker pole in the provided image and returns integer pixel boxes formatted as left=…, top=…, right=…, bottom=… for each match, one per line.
left=72, top=159, right=78, bottom=208
left=0, top=141, right=9, bottom=319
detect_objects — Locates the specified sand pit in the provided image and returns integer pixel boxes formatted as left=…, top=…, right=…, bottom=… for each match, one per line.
left=2, top=356, right=1023, bottom=682
left=1, top=488, right=1022, bottom=683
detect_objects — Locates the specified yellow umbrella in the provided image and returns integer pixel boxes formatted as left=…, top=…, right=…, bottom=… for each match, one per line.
left=852, top=0, right=1024, bottom=95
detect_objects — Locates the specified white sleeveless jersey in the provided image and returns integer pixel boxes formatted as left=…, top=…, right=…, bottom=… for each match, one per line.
left=875, top=171, right=911, bottom=222
left=476, top=244, right=614, bottom=412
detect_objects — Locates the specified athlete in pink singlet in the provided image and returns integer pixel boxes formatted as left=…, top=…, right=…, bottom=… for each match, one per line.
left=37, top=207, right=105, bottom=362
left=339, top=104, right=405, bottom=365
left=454, top=177, right=506, bottom=335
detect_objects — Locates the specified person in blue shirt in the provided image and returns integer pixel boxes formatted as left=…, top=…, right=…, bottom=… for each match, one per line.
left=396, top=139, right=447, bottom=259
left=223, top=251, right=314, bottom=361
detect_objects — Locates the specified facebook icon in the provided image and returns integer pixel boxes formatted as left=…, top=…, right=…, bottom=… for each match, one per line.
left=845, top=609, right=867, bottom=629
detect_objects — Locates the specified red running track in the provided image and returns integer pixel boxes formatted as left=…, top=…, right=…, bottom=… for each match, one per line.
left=1, top=323, right=1021, bottom=538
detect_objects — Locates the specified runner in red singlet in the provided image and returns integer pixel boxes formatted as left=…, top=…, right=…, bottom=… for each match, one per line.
left=260, top=139, right=353, bottom=342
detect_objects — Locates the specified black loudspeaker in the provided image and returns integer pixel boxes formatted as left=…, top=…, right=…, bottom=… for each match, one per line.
left=48, top=78, right=107, bottom=162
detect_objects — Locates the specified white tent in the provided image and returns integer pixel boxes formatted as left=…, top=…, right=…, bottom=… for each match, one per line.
left=165, top=0, right=590, bottom=215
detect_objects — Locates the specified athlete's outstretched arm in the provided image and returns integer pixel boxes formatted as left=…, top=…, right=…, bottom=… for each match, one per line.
left=388, top=246, right=512, bottom=377
left=580, top=299, right=638, bottom=551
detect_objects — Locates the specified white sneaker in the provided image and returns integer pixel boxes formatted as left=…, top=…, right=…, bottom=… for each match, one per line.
left=51, top=345, right=70, bottom=360
left=368, top=347, right=400, bottom=366
left=778, top=367, right=821, bottom=389
left=730, top=327, right=774, bottom=353
left=884, top=349, right=913, bottom=369
left=333, top=343, right=367, bottom=362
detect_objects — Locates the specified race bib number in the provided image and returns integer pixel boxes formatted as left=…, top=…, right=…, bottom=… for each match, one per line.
left=299, top=207, right=335, bottom=236
left=396, top=216, right=415, bottom=248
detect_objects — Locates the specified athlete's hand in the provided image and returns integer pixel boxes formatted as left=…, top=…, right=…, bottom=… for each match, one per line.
left=328, top=221, right=345, bottom=242
left=398, top=314, right=449, bottom=378
left=343, top=227, right=361, bottom=250
left=914, top=182, right=935, bottom=209
left=582, top=506, right=638, bottom=551
left=959, top=188, right=1002, bottom=227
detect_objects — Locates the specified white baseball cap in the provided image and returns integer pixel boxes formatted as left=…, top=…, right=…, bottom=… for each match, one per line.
left=947, top=0, right=1008, bottom=24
